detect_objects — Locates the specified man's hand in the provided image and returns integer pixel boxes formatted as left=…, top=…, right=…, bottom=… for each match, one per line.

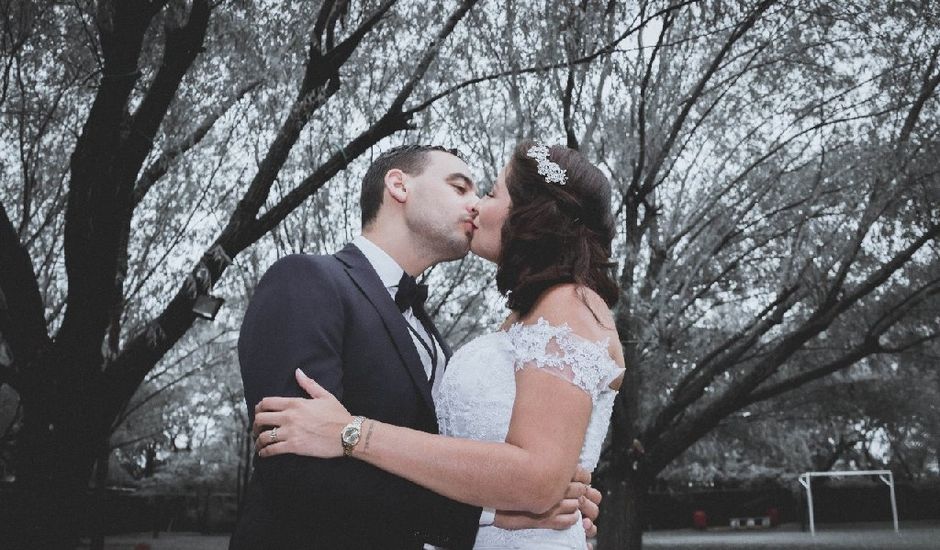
left=573, top=466, right=601, bottom=524
left=581, top=490, right=600, bottom=539
left=492, top=478, right=588, bottom=530
left=493, top=466, right=602, bottom=544
left=573, top=466, right=601, bottom=544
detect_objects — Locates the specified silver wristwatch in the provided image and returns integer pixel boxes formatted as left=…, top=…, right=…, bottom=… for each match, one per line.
left=341, top=416, right=365, bottom=456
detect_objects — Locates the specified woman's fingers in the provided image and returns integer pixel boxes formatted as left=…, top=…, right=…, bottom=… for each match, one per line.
left=252, top=411, right=288, bottom=437
left=250, top=384, right=351, bottom=460
left=254, top=396, right=298, bottom=414
left=252, top=372, right=336, bottom=419
left=295, top=368, right=334, bottom=399
left=255, top=426, right=289, bottom=451
left=257, top=439, right=291, bottom=457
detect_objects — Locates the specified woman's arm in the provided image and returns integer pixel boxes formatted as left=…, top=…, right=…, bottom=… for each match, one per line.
left=364, top=366, right=592, bottom=513
left=256, top=366, right=592, bottom=514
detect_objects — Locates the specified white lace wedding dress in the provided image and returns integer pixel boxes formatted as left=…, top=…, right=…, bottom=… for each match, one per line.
left=435, top=318, right=624, bottom=549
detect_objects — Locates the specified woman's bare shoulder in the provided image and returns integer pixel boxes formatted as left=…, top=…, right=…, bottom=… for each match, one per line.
left=521, top=284, right=616, bottom=341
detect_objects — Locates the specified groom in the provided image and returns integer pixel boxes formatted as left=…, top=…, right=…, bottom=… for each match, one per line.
left=230, top=145, right=599, bottom=549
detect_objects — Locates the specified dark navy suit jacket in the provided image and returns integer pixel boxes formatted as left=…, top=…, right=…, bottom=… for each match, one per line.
left=229, top=244, right=481, bottom=549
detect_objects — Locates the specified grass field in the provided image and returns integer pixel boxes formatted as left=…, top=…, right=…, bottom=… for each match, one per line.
left=91, top=521, right=940, bottom=549
left=644, top=521, right=940, bottom=549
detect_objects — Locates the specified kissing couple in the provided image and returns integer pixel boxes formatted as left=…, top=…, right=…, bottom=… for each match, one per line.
left=230, top=141, right=625, bottom=549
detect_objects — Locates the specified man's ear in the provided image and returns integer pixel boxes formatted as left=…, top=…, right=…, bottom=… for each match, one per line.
left=384, top=169, right=408, bottom=204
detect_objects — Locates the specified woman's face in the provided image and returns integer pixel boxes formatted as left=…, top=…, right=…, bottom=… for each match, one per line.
left=470, top=163, right=512, bottom=263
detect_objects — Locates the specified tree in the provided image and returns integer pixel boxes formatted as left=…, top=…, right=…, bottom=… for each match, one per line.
left=659, top=350, right=940, bottom=489
left=0, top=0, right=497, bottom=545
left=581, top=3, right=940, bottom=548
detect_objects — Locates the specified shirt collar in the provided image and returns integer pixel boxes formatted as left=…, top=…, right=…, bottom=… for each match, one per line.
left=351, top=235, right=405, bottom=290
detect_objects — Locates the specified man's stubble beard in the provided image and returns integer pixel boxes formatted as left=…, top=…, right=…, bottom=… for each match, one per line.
left=406, top=213, right=471, bottom=266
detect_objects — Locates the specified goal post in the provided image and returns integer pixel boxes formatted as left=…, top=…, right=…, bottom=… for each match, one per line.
left=797, top=470, right=899, bottom=536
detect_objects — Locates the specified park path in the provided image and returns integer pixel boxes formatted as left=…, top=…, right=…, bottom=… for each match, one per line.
left=91, top=521, right=940, bottom=549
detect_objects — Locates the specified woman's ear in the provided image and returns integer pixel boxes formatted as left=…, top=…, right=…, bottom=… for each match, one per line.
left=384, top=168, right=408, bottom=204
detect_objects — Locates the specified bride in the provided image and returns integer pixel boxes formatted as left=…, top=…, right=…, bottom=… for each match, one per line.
left=254, top=141, right=625, bottom=549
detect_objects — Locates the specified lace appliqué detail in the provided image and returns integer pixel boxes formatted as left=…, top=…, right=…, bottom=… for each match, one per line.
left=507, top=317, right=620, bottom=400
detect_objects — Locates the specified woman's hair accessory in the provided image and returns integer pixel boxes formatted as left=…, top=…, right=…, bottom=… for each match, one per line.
left=526, top=143, right=567, bottom=185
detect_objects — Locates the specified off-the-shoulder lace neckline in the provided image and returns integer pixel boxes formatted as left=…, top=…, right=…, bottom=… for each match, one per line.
left=503, top=316, right=624, bottom=370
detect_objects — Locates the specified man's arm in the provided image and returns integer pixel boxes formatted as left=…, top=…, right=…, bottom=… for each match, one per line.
left=239, top=254, right=480, bottom=547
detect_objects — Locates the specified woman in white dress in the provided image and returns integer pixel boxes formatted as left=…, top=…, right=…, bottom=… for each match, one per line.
left=255, top=141, right=625, bottom=549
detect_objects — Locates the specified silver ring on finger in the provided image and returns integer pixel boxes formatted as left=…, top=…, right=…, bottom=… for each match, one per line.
left=270, top=426, right=279, bottom=443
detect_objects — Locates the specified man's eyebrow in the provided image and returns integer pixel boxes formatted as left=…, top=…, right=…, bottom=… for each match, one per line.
left=446, top=173, right=476, bottom=190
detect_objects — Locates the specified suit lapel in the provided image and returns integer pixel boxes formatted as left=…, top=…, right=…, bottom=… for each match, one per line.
left=335, top=244, right=436, bottom=413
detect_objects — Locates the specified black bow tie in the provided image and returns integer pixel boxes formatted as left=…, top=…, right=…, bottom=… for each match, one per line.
left=394, top=273, right=428, bottom=313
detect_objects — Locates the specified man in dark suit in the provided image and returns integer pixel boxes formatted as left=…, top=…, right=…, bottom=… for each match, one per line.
left=230, top=145, right=597, bottom=549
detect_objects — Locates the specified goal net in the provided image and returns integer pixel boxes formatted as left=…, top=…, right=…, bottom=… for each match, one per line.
left=797, top=470, right=899, bottom=535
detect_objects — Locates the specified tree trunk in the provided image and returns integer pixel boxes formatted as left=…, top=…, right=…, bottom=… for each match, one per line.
left=597, top=469, right=648, bottom=550
left=10, top=412, right=97, bottom=549
left=91, top=442, right=111, bottom=550
left=601, top=265, right=648, bottom=549
left=6, top=353, right=105, bottom=549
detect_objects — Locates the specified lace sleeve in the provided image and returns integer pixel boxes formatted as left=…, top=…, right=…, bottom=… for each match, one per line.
left=508, top=318, right=622, bottom=400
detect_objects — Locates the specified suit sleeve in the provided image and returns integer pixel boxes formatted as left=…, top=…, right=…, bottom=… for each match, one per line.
left=238, top=254, right=481, bottom=548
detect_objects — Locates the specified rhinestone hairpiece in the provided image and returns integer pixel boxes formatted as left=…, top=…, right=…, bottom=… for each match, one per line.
left=526, top=143, right=567, bottom=185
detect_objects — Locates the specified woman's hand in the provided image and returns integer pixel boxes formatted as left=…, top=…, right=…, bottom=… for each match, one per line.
left=253, top=368, right=353, bottom=458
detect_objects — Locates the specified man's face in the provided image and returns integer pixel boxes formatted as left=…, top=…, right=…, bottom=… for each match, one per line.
left=403, top=151, right=479, bottom=262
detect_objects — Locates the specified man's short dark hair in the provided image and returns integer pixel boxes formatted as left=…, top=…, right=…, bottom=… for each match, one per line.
left=360, top=144, right=465, bottom=228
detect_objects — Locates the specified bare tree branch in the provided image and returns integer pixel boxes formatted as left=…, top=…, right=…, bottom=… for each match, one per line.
left=630, top=8, right=673, bottom=194
left=640, top=0, right=776, bottom=195
left=235, top=0, right=397, bottom=225
left=645, top=223, right=940, bottom=471
left=404, top=0, right=702, bottom=116
left=645, top=282, right=801, bottom=440
left=746, top=279, right=940, bottom=404
left=899, top=43, right=940, bottom=145
left=133, top=78, right=262, bottom=205
left=119, top=0, right=212, bottom=187
left=57, top=0, right=174, bottom=358
left=258, top=0, right=481, bottom=235
left=101, top=0, right=481, bottom=429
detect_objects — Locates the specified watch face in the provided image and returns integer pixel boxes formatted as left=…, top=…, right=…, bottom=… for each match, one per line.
left=342, top=426, right=360, bottom=446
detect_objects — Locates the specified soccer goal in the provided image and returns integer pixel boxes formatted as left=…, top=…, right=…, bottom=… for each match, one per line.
left=797, top=470, right=899, bottom=536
